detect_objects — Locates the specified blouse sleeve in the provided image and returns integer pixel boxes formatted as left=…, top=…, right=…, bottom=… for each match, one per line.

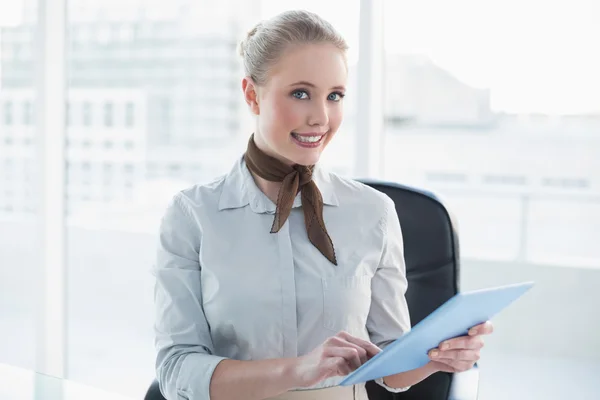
left=367, top=196, right=412, bottom=393
left=153, top=193, right=227, bottom=400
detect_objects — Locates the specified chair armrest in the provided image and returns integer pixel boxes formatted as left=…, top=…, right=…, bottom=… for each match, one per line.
left=448, top=364, right=479, bottom=400
left=144, top=380, right=166, bottom=400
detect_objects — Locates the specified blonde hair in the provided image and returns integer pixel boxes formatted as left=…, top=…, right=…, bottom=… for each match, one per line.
left=238, top=10, right=348, bottom=85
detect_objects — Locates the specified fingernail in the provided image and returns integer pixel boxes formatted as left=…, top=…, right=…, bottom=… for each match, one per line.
left=430, top=350, right=439, bottom=358
left=469, top=329, right=478, bottom=335
left=441, top=343, right=450, bottom=350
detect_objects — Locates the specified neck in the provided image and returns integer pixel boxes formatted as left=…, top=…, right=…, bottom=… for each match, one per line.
left=253, top=131, right=295, bottom=167
left=250, top=172, right=282, bottom=204
left=249, top=131, right=293, bottom=204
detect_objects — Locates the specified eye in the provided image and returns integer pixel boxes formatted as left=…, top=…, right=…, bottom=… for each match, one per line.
left=328, top=92, right=345, bottom=102
left=291, top=90, right=309, bottom=100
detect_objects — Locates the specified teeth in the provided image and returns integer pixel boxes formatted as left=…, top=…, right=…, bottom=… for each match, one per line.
left=292, top=133, right=323, bottom=143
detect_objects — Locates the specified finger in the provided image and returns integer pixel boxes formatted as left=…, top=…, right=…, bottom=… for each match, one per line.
left=328, top=336, right=367, bottom=364
left=337, top=357, right=355, bottom=376
left=429, top=349, right=480, bottom=362
left=337, top=331, right=381, bottom=358
left=324, top=356, right=352, bottom=377
left=337, top=331, right=382, bottom=358
left=325, top=346, right=362, bottom=370
left=469, top=321, right=494, bottom=336
left=330, top=335, right=370, bottom=364
left=439, top=336, right=484, bottom=351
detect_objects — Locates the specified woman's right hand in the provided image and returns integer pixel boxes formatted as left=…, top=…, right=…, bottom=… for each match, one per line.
left=291, top=331, right=382, bottom=388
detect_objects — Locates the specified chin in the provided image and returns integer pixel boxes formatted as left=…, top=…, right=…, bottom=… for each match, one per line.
left=289, top=151, right=322, bottom=166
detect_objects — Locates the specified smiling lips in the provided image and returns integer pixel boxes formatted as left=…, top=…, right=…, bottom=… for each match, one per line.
left=291, top=132, right=326, bottom=147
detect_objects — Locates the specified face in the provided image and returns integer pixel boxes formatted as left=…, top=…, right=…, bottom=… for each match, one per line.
left=242, top=43, right=348, bottom=166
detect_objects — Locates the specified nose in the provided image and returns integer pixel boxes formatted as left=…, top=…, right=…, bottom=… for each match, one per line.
left=307, top=100, right=329, bottom=128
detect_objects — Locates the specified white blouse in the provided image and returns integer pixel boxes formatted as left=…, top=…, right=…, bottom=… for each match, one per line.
left=153, top=157, right=411, bottom=400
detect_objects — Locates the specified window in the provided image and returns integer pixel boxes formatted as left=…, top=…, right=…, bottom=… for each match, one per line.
left=3, top=102, right=13, bottom=125
left=65, top=102, right=71, bottom=126
left=158, top=98, right=171, bottom=130
left=0, top=2, right=38, bottom=375
left=96, top=25, right=111, bottom=44
left=426, top=172, right=468, bottom=183
left=381, top=4, right=600, bottom=397
left=542, top=177, right=589, bottom=189
left=23, top=101, right=33, bottom=125
left=483, top=175, right=527, bottom=186
left=146, top=163, right=159, bottom=178
left=117, top=24, right=134, bottom=42
left=103, top=102, right=114, bottom=127
left=125, top=102, right=134, bottom=127
left=82, top=102, right=92, bottom=126
left=167, top=163, right=181, bottom=177
left=383, top=0, right=599, bottom=266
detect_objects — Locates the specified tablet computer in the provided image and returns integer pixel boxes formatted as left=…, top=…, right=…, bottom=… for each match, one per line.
left=339, top=281, right=534, bottom=386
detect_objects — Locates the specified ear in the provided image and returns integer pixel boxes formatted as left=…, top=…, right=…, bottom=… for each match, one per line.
left=242, top=76, right=260, bottom=115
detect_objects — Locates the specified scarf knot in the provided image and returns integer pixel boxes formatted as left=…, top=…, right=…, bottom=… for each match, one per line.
left=244, top=134, right=337, bottom=265
left=294, top=165, right=313, bottom=186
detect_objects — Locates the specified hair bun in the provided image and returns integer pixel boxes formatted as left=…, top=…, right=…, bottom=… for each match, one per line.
left=239, top=23, right=261, bottom=57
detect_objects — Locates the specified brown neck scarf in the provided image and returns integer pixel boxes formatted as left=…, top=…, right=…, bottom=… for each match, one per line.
left=244, top=134, right=337, bottom=265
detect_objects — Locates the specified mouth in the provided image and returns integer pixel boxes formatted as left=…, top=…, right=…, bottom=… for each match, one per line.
left=290, top=131, right=327, bottom=148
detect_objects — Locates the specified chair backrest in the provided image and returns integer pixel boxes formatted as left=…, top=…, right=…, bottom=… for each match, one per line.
left=359, top=180, right=460, bottom=400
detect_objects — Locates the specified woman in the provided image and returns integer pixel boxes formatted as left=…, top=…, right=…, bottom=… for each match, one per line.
left=153, top=10, right=492, bottom=400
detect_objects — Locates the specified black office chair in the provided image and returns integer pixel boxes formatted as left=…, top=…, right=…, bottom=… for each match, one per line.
left=360, top=180, right=478, bottom=400
left=145, top=180, right=478, bottom=400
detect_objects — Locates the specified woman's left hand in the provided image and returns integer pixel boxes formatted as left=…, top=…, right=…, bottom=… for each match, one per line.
left=427, top=321, right=494, bottom=373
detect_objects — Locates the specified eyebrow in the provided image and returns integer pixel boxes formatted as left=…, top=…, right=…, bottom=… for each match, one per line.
left=289, top=81, right=346, bottom=91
